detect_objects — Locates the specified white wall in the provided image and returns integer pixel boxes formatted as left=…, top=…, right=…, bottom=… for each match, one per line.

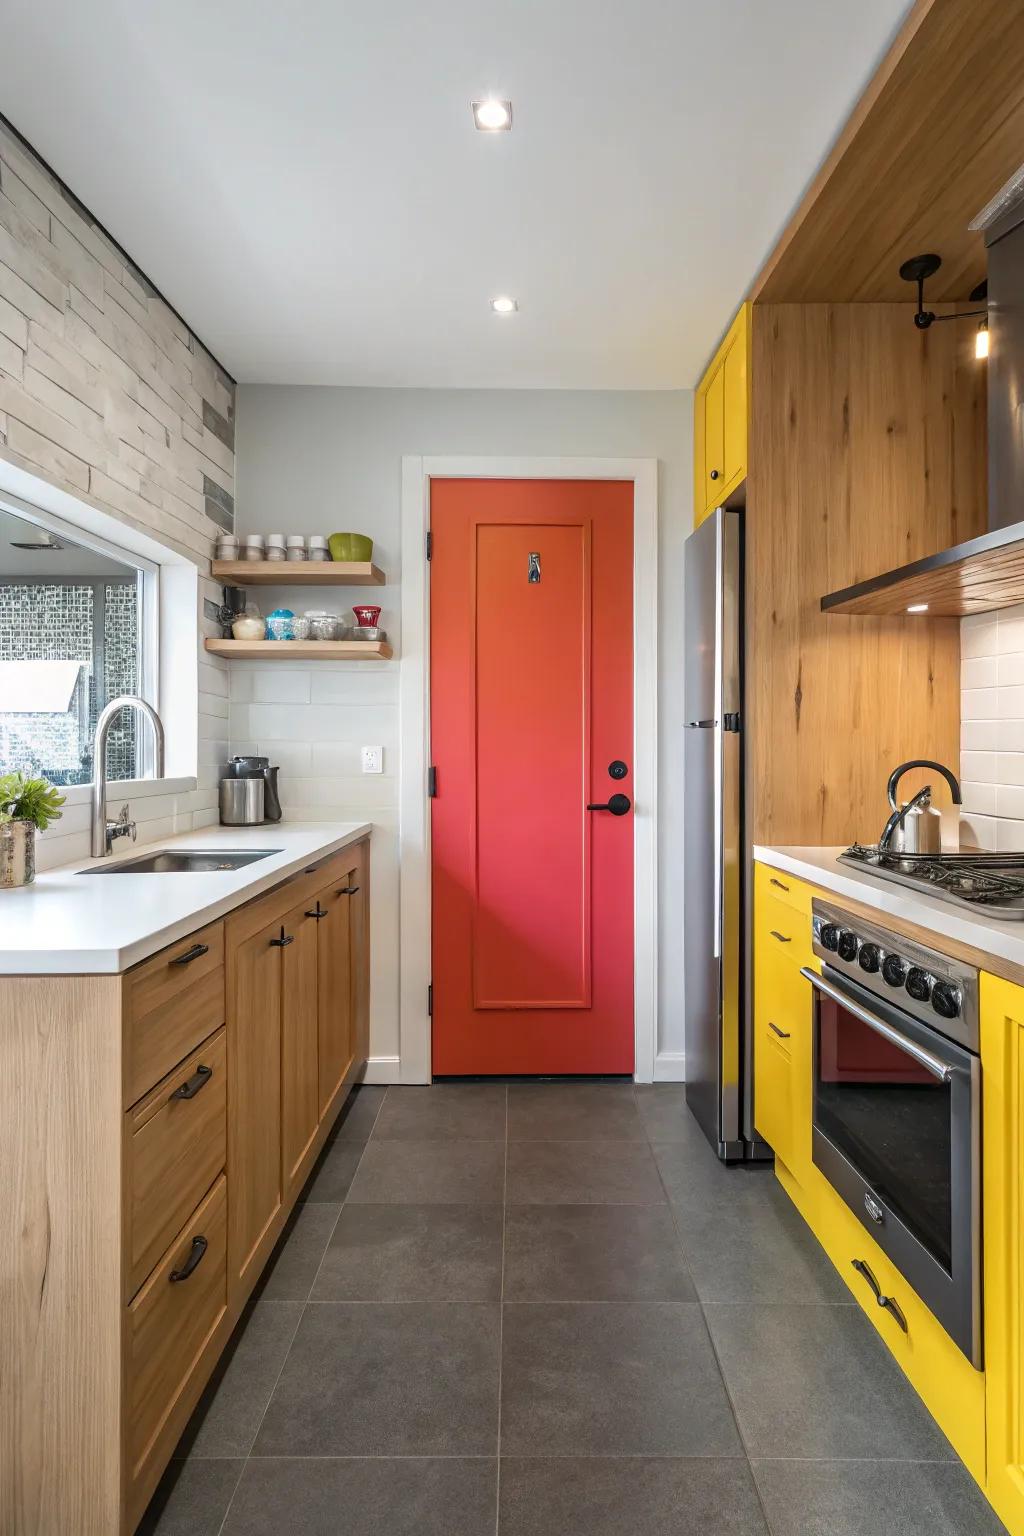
left=960, top=604, right=1024, bottom=852
left=234, top=385, right=692, bottom=1079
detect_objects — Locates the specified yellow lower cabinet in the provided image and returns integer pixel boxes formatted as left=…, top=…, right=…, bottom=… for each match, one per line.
left=753, top=917, right=813, bottom=1185
left=983, top=972, right=1024, bottom=1536
left=781, top=1161, right=987, bottom=1483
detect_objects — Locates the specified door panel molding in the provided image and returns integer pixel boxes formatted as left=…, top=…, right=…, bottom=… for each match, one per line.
left=399, top=455, right=659, bottom=1084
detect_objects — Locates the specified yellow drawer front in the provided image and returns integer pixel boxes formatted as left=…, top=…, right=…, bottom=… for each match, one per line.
left=754, top=861, right=815, bottom=919
left=756, top=893, right=812, bottom=975
left=780, top=1164, right=986, bottom=1483
left=754, top=944, right=813, bottom=1184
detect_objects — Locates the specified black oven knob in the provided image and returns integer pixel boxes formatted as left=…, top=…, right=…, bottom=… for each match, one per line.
left=882, top=954, right=908, bottom=987
left=858, top=943, right=883, bottom=974
left=819, top=923, right=840, bottom=952
left=931, top=982, right=962, bottom=1019
left=905, top=967, right=934, bottom=1002
left=837, top=930, right=859, bottom=962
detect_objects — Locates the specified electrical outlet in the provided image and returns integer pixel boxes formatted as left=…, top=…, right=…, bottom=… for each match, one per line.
left=361, top=745, right=384, bottom=774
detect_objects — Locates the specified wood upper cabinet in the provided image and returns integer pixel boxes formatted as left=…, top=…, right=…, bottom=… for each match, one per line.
left=982, top=972, right=1024, bottom=1536
left=282, top=898, right=321, bottom=1196
left=694, top=303, right=750, bottom=526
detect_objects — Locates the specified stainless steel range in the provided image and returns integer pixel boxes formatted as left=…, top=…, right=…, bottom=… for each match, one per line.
left=806, top=899, right=981, bottom=1366
left=840, top=845, right=1024, bottom=919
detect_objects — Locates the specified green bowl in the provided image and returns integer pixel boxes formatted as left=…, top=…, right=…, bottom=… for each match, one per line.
left=328, top=532, right=373, bottom=563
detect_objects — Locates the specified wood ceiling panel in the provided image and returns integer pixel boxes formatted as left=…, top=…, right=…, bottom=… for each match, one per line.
left=751, top=0, right=1024, bottom=303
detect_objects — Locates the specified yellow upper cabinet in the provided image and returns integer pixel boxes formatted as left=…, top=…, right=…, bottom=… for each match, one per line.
left=694, top=304, right=750, bottom=526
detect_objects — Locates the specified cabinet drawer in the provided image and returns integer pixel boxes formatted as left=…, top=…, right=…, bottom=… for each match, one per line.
left=127, top=1175, right=228, bottom=1485
left=125, top=1028, right=226, bottom=1299
left=124, top=922, right=225, bottom=1107
left=756, top=891, right=811, bottom=969
left=754, top=861, right=814, bottom=920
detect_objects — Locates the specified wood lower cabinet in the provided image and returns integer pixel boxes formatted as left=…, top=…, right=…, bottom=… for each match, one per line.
left=0, top=834, right=370, bottom=1535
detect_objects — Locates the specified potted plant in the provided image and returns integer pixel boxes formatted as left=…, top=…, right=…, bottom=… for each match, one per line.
left=0, top=772, right=65, bottom=889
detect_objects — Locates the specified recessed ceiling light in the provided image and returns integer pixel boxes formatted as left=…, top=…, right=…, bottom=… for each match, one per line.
left=907, top=603, right=929, bottom=613
left=490, top=295, right=518, bottom=315
left=473, top=99, right=512, bottom=132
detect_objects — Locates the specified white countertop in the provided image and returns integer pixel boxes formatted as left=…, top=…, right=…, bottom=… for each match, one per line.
left=0, top=821, right=372, bottom=975
left=754, top=845, right=1024, bottom=973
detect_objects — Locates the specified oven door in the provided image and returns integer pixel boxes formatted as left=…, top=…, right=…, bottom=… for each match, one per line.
left=802, top=964, right=981, bottom=1367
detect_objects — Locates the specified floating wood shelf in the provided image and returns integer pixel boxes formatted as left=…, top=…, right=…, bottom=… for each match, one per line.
left=211, top=560, right=385, bottom=586
left=821, top=521, right=1024, bottom=618
left=204, top=638, right=393, bottom=661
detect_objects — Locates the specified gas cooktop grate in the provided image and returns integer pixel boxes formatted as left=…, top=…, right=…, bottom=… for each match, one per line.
left=842, top=845, right=1024, bottom=910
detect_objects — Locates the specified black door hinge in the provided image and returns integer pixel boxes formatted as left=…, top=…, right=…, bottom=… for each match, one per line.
left=428, top=766, right=438, bottom=798
left=427, top=983, right=433, bottom=1017
left=426, top=529, right=433, bottom=560
left=723, top=712, right=741, bottom=733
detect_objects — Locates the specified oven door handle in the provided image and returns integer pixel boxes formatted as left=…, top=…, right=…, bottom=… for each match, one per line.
left=800, top=967, right=954, bottom=1083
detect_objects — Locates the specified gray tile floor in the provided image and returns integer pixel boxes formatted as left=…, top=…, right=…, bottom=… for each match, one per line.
left=140, top=1083, right=1006, bottom=1536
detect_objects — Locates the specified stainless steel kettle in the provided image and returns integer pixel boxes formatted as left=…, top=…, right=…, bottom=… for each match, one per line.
left=879, top=759, right=963, bottom=856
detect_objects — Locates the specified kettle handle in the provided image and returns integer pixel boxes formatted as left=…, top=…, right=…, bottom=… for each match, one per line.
left=887, top=759, right=963, bottom=810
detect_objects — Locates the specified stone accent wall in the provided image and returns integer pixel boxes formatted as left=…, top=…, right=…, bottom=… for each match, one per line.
left=0, top=118, right=235, bottom=563
left=0, top=119, right=236, bottom=868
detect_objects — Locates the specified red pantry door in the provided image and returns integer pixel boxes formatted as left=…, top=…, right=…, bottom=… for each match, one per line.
left=429, top=478, right=634, bottom=1076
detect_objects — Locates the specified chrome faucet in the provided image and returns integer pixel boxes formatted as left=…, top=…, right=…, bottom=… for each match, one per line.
left=90, top=696, right=166, bottom=858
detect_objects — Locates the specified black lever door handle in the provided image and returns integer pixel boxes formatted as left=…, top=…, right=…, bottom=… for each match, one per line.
left=170, top=1235, right=208, bottom=1283
left=171, top=1064, right=213, bottom=1100
left=586, top=794, right=631, bottom=816
left=305, top=904, right=328, bottom=920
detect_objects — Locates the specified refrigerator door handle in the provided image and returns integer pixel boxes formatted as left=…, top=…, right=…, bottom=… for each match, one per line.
left=685, top=719, right=716, bottom=729
left=712, top=514, right=725, bottom=962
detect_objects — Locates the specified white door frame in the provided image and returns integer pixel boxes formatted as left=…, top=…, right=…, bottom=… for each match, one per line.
left=398, top=455, right=659, bottom=1084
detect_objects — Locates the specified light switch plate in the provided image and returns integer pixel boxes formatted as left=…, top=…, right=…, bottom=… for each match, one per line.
left=361, top=745, right=384, bottom=774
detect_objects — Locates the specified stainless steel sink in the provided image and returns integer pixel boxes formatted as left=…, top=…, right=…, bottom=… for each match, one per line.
left=80, top=848, right=281, bottom=875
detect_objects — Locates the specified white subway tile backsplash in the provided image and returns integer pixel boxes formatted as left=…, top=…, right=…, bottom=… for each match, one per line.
left=961, top=613, right=1000, bottom=659
left=962, top=656, right=998, bottom=690
left=309, top=669, right=400, bottom=705
left=251, top=668, right=312, bottom=705
left=962, top=602, right=1024, bottom=842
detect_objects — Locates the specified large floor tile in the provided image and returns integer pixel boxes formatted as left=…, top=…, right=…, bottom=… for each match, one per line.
left=506, top=1141, right=665, bottom=1205
left=752, top=1459, right=1008, bottom=1536
left=252, top=1201, right=340, bottom=1300
left=671, top=1180, right=847, bottom=1304
left=508, top=1083, right=645, bottom=1141
left=504, top=1203, right=695, bottom=1301
left=174, top=1301, right=303, bottom=1460
left=224, top=1457, right=498, bottom=1536
left=297, top=1135, right=364, bottom=1203
left=332, top=1083, right=387, bottom=1141
left=348, top=1138, right=505, bottom=1203
left=634, top=1085, right=692, bottom=1142
left=253, top=1302, right=500, bottom=1456
left=138, top=1458, right=244, bottom=1535
left=499, top=1456, right=768, bottom=1536
left=374, top=1083, right=507, bottom=1139
left=652, top=1135, right=775, bottom=1213
left=705, top=1303, right=956, bottom=1461
left=311, top=1202, right=504, bottom=1301
left=500, top=1302, right=741, bottom=1456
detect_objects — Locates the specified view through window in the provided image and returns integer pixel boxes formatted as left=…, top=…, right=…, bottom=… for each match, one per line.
left=0, top=505, right=146, bottom=786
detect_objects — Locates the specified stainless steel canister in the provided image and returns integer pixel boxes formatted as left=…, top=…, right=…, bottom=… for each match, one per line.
left=219, top=777, right=265, bottom=826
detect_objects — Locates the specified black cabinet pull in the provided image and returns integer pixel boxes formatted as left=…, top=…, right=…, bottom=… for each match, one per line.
left=710, top=469, right=720, bottom=481
left=305, top=904, right=328, bottom=920
left=769, top=930, right=792, bottom=944
left=270, top=927, right=294, bottom=948
left=851, top=1259, right=907, bottom=1333
left=170, top=1235, right=208, bottom=1283
left=769, top=877, right=790, bottom=892
left=337, top=885, right=360, bottom=896
left=171, top=942, right=209, bottom=967
left=768, top=1022, right=791, bottom=1039
left=171, top=1064, right=213, bottom=1100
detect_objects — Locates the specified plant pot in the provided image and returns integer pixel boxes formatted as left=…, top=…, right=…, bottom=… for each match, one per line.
left=0, top=819, right=35, bottom=888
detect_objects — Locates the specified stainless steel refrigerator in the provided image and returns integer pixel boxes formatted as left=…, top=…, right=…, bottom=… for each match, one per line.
left=683, top=507, right=757, bottom=1160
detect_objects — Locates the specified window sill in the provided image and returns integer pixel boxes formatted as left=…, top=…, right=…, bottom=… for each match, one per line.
left=58, top=776, right=198, bottom=808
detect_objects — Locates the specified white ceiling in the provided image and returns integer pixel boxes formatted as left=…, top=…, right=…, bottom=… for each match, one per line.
left=1, top=0, right=912, bottom=389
